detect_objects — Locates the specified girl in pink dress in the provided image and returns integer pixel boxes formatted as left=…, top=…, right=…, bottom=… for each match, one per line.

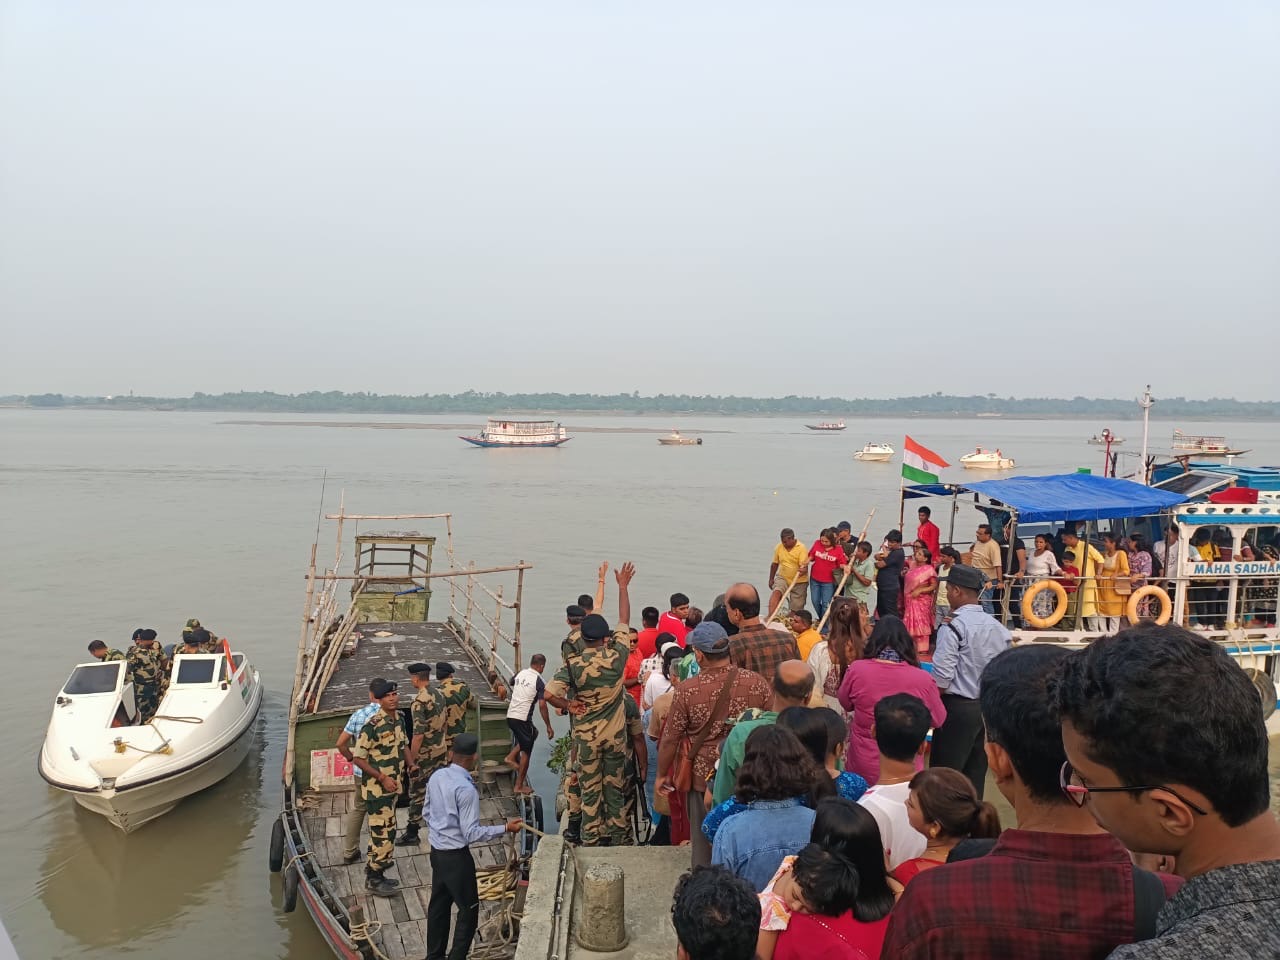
left=902, top=545, right=937, bottom=654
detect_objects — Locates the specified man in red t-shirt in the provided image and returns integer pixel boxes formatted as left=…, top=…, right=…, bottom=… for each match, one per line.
left=917, top=506, right=941, bottom=560
left=658, top=592, right=690, bottom=646
left=636, top=607, right=662, bottom=659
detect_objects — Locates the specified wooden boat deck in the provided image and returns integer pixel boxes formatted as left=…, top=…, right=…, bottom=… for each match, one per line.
left=316, top=620, right=497, bottom=715
left=300, top=780, right=528, bottom=959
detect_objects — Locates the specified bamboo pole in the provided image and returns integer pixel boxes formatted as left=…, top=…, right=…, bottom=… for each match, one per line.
left=766, top=571, right=802, bottom=624
left=464, top=562, right=476, bottom=646
left=514, top=564, right=525, bottom=670
left=818, top=508, right=876, bottom=631
left=306, top=562, right=533, bottom=581
left=284, top=539, right=319, bottom=788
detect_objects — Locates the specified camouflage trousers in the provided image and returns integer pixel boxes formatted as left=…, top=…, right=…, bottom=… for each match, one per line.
left=406, top=756, right=446, bottom=830
left=576, top=735, right=632, bottom=846
left=365, top=783, right=398, bottom=876
left=135, top=685, right=160, bottom=724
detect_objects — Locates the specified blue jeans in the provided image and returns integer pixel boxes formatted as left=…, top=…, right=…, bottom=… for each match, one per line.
left=980, top=584, right=995, bottom=615
left=810, top=580, right=835, bottom=621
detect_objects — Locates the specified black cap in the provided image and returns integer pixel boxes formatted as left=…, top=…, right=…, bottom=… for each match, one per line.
left=406, top=662, right=431, bottom=676
left=141, top=628, right=157, bottom=642
left=451, top=733, right=479, bottom=756
left=837, top=520, right=852, bottom=532
left=566, top=604, right=586, bottom=619
left=132, top=628, right=146, bottom=642
left=946, top=564, right=986, bottom=592
left=435, top=661, right=455, bottom=678
left=370, top=679, right=398, bottom=698
left=189, top=628, right=211, bottom=646
left=580, top=614, right=611, bottom=641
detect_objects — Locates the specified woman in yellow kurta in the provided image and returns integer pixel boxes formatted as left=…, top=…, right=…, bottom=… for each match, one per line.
left=1097, top=532, right=1131, bottom=630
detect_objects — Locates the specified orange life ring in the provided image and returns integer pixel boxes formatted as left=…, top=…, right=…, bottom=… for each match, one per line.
left=1126, top=585, right=1171, bottom=625
left=1021, top=579, right=1069, bottom=629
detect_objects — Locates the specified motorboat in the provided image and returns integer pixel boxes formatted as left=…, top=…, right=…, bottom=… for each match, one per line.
left=960, top=447, right=1015, bottom=470
left=658, top=430, right=702, bottom=446
left=1171, top=429, right=1249, bottom=458
left=805, top=420, right=846, bottom=431
left=39, top=648, right=263, bottom=832
left=1087, top=429, right=1124, bottom=445
left=853, top=442, right=894, bottom=462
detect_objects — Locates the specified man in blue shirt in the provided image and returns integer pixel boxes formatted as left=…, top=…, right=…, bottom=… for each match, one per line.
left=425, top=733, right=522, bottom=960
left=930, top=564, right=1011, bottom=798
left=336, top=678, right=386, bottom=865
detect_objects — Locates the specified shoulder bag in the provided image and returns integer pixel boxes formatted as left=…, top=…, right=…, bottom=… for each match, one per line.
left=672, top=667, right=738, bottom=793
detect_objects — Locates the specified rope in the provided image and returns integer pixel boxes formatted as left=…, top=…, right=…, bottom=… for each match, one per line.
left=111, top=713, right=207, bottom=755
left=151, top=715, right=205, bottom=723
left=347, top=918, right=392, bottom=960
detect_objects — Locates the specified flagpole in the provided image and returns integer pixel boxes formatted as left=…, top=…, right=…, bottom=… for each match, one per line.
left=898, top=434, right=907, bottom=530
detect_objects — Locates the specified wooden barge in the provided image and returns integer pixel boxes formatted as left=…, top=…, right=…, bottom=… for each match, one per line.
left=270, top=510, right=542, bottom=959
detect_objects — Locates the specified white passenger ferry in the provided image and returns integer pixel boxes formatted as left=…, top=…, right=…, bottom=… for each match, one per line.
left=460, top=418, right=570, bottom=448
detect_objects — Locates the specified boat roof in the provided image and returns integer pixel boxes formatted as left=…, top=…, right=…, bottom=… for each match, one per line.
left=903, top=473, right=1188, bottom=523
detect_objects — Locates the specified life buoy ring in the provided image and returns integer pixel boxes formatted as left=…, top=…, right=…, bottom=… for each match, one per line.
left=1126, top=585, right=1172, bottom=625
left=1021, top=579, right=1069, bottom=629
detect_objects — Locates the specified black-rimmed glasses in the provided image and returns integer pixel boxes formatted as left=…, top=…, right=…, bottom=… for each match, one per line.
left=1059, top=761, right=1209, bottom=815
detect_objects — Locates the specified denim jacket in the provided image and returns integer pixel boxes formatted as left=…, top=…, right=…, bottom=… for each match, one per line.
left=710, top=798, right=816, bottom=892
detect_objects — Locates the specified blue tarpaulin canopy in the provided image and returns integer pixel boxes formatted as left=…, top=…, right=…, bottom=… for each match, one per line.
left=902, top=474, right=1187, bottom=523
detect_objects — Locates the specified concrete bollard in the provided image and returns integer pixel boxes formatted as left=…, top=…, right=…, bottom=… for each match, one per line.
left=575, top=862, right=628, bottom=951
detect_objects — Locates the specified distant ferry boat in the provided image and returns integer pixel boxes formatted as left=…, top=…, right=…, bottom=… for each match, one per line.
left=460, top=418, right=570, bottom=448
left=658, top=430, right=702, bottom=446
left=806, top=420, right=846, bottom=431
left=1171, top=429, right=1249, bottom=458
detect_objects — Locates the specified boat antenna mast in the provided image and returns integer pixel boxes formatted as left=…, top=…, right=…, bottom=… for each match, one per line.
left=1138, top=385, right=1155, bottom=485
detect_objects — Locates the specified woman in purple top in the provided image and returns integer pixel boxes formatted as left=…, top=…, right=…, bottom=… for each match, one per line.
left=837, top=616, right=947, bottom=785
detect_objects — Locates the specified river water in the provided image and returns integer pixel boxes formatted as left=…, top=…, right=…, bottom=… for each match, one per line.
left=4, top=409, right=1278, bottom=959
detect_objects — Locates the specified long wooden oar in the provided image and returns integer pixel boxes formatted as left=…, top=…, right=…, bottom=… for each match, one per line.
left=818, top=508, right=876, bottom=632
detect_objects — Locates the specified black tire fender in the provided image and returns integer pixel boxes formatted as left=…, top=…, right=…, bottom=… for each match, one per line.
left=268, top=818, right=285, bottom=873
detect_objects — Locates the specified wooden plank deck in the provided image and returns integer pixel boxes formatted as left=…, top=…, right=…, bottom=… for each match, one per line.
left=302, top=777, right=528, bottom=960
left=317, top=620, right=496, bottom=715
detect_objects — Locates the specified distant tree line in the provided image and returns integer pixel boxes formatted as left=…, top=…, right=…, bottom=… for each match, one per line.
left=4, top=390, right=1277, bottom=418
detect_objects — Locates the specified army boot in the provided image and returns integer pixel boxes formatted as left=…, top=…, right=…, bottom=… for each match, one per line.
left=562, top=814, right=582, bottom=845
left=365, top=872, right=397, bottom=898
left=394, top=827, right=420, bottom=847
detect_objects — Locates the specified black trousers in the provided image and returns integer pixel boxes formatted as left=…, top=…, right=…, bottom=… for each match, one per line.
left=930, top=694, right=988, bottom=799
left=426, top=847, right=480, bottom=960
left=876, top=590, right=900, bottom=619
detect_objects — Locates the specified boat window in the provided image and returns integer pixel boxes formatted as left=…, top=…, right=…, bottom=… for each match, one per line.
left=64, top=663, right=121, bottom=695
left=174, top=658, right=217, bottom=684
left=1242, top=526, right=1280, bottom=558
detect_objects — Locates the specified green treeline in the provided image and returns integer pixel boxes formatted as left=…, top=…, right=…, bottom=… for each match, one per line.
left=7, top=390, right=1277, bottom=418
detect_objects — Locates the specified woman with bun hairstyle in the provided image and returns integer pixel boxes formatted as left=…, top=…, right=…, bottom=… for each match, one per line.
left=890, top=767, right=1002, bottom=886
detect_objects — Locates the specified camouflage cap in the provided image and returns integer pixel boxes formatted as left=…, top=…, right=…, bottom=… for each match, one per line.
left=185, top=618, right=201, bottom=630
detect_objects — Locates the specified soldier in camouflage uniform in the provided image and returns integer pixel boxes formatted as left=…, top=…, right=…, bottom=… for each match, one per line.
left=434, top=662, right=475, bottom=751
left=125, top=628, right=165, bottom=723
left=171, top=629, right=211, bottom=672
left=397, top=662, right=447, bottom=847
left=181, top=618, right=220, bottom=651
left=351, top=679, right=411, bottom=898
left=88, top=641, right=126, bottom=662
left=559, top=604, right=588, bottom=839
left=619, top=694, right=648, bottom=831
left=545, top=608, right=635, bottom=846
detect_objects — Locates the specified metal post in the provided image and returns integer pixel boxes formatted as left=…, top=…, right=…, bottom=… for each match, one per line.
left=1139, top=385, right=1154, bottom=485
left=493, top=585, right=503, bottom=664
left=464, top=562, right=475, bottom=646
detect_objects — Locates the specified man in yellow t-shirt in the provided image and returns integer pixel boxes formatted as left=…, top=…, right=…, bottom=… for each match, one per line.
left=788, top=610, right=823, bottom=659
left=768, top=527, right=809, bottom=617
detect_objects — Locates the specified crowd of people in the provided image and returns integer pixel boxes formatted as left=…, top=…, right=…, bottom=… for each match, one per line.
left=538, top=536, right=1277, bottom=959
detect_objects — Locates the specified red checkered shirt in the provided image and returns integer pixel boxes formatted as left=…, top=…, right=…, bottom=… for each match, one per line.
left=728, top=623, right=800, bottom=685
left=880, top=829, right=1183, bottom=960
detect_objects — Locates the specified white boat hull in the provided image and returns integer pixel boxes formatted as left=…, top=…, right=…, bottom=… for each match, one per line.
left=66, top=704, right=259, bottom=831
left=960, top=452, right=1015, bottom=469
left=39, top=653, right=263, bottom=833
left=853, top=451, right=892, bottom=462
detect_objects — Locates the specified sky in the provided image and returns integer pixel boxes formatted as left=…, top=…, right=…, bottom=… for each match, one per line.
left=1, top=2, right=1277, bottom=400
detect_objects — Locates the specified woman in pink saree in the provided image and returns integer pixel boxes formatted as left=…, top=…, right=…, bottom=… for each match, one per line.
left=902, top=545, right=937, bottom=654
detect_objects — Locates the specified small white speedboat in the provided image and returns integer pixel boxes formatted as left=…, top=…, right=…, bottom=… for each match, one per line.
left=39, top=650, right=263, bottom=832
left=1087, top=429, right=1124, bottom=445
left=960, top=448, right=1015, bottom=470
left=658, top=430, right=702, bottom=446
left=853, top=442, right=895, bottom=462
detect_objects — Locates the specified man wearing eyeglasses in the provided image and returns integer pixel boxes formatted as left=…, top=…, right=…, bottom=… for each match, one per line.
left=884, top=644, right=1182, bottom=959
left=1054, top=625, right=1280, bottom=959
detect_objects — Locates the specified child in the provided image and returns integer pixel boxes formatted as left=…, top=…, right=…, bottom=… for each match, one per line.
left=935, top=545, right=961, bottom=631
left=1060, top=549, right=1081, bottom=626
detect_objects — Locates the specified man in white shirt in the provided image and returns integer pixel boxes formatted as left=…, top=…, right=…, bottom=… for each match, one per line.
left=858, top=693, right=931, bottom=869
left=504, top=654, right=554, bottom=796
left=1153, top=523, right=1181, bottom=595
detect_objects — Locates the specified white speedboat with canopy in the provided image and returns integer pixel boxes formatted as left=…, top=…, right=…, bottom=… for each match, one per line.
left=39, top=646, right=262, bottom=832
left=902, top=473, right=1280, bottom=735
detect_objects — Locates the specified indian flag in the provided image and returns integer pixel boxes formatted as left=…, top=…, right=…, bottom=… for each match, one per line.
left=902, top=436, right=949, bottom=484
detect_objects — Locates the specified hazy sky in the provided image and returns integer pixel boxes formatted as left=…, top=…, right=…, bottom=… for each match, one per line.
left=2, top=3, right=1277, bottom=399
